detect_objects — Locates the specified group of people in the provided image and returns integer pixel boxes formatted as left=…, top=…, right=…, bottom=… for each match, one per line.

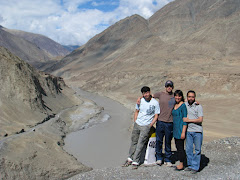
left=122, top=80, right=204, bottom=174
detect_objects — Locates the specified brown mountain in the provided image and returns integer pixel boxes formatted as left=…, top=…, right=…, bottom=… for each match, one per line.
left=0, top=46, right=73, bottom=135
left=47, top=0, right=240, bottom=141
left=0, top=46, right=91, bottom=179
left=49, top=0, right=240, bottom=93
left=0, top=26, right=71, bottom=68
left=46, top=14, right=151, bottom=76
left=0, top=26, right=50, bottom=67
left=4, top=28, right=70, bottom=57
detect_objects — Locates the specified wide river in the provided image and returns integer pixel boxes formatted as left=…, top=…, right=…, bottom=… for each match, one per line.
left=63, top=88, right=133, bottom=169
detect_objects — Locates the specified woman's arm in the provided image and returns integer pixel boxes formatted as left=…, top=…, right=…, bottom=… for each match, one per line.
left=181, top=125, right=187, bottom=139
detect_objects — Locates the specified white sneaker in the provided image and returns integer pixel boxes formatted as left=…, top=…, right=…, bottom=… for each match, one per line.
left=164, top=162, right=173, bottom=167
left=156, top=160, right=162, bottom=165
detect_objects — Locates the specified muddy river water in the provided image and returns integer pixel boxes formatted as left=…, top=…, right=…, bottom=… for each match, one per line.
left=63, top=88, right=133, bottom=169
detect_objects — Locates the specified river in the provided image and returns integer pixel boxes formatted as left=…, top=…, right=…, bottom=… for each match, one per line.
left=63, top=88, right=133, bottom=169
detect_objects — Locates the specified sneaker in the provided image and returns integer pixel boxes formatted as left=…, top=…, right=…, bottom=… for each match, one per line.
left=156, top=160, right=162, bottom=165
left=184, top=167, right=193, bottom=171
left=132, top=162, right=139, bottom=170
left=164, top=162, right=173, bottom=167
left=132, top=164, right=138, bottom=169
left=191, top=170, right=198, bottom=174
left=122, top=160, right=132, bottom=167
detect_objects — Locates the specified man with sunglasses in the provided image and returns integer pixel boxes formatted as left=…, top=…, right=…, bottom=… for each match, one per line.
left=153, top=80, right=175, bottom=166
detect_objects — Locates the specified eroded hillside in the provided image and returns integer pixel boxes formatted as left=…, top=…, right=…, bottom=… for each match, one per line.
left=47, top=0, right=240, bottom=141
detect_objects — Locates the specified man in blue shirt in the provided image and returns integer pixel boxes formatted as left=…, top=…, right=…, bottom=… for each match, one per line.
left=122, top=86, right=160, bottom=169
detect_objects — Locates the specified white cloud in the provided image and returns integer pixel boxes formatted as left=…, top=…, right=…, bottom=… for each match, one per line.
left=0, top=0, right=174, bottom=45
left=0, top=15, right=4, bottom=24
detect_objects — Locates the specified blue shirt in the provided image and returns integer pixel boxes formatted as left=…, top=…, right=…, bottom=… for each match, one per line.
left=135, top=98, right=160, bottom=126
left=172, top=103, right=187, bottom=139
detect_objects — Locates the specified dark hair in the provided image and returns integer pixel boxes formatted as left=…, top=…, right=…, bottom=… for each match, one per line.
left=187, top=90, right=196, bottom=97
left=174, top=90, right=185, bottom=102
left=141, top=86, right=150, bottom=93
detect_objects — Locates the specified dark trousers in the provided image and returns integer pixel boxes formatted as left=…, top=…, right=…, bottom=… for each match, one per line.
left=175, top=138, right=185, bottom=163
left=156, top=121, right=173, bottom=162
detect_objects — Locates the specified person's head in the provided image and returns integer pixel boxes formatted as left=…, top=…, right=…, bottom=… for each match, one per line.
left=141, top=86, right=151, bottom=100
left=174, top=90, right=184, bottom=103
left=187, top=90, right=196, bottom=105
left=165, top=80, right=174, bottom=94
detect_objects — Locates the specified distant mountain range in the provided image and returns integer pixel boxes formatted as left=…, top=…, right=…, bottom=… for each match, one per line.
left=48, top=0, right=240, bottom=97
left=63, top=45, right=80, bottom=52
left=0, top=26, right=79, bottom=68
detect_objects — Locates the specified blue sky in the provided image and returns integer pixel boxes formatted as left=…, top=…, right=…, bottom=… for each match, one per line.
left=0, top=0, right=174, bottom=45
left=78, top=0, right=119, bottom=11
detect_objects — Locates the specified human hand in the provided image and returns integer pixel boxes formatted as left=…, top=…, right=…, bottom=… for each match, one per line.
left=195, top=101, right=200, bottom=105
left=136, top=97, right=142, bottom=105
left=181, top=133, right=185, bottom=139
left=183, top=118, right=189, bottom=122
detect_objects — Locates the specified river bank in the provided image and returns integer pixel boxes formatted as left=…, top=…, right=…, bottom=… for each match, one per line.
left=0, top=88, right=99, bottom=179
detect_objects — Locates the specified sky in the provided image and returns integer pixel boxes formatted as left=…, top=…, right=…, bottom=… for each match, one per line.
left=0, top=0, right=174, bottom=46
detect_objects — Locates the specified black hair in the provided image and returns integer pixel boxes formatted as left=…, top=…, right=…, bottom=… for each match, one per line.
left=141, top=86, right=150, bottom=93
left=174, top=90, right=185, bottom=102
left=187, top=90, right=196, bottom=97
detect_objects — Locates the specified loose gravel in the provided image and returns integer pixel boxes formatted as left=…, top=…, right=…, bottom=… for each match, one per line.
left=68, top=137, right=240, bottom=180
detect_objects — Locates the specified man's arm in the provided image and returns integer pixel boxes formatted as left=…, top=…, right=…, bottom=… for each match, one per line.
left=136, top=97, right=142, bottom=105
left=184, top=116, right=203, bottom=123
left=134, top=109, right=139, bottom=122
left=150, top=114, right=158, bottom=127
left=136, top=94, right=155, bottom=105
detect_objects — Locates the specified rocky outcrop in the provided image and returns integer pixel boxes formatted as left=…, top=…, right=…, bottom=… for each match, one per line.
left=0, top=46, right=63, bottom=112
left=0, top=46, right=95, bottom=179
left=0, top=46, right=80, bottom=136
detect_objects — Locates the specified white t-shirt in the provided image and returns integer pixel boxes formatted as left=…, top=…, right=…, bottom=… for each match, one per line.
left=135, top=98, right=160, bottom=126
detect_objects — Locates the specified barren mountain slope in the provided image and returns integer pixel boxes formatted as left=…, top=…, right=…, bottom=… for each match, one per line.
left=0, top=46, right=75, bottom=136
left=0, top=26, right=51, bottom=67
left=49, top=0, right=240, bottom=140
left=4, top=28, right=70, bottom=57
left=49, top=0, right=240, bottom=94
left=149, top=0, right=240, bottom=42
left=0, top=46, right=93, bottom=179
left=47, top=14, right=151, bottom=77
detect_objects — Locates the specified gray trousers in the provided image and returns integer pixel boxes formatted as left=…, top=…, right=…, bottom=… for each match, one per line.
left=129, top=122, right=151, bottom=164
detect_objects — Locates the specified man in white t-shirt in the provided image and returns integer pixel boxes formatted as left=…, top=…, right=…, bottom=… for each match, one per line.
left=122, top=86, right=160, bottom=169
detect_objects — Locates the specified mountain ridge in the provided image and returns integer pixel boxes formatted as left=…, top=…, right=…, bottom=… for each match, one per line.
left=4, top=28, right=70, bottom=57
left=0, top=26, right=73, bottom=68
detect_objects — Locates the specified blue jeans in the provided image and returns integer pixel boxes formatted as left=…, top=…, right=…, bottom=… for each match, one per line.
left=156, top=121, right=173, bottom=162
left=186, top=131, right=203, bottom=171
